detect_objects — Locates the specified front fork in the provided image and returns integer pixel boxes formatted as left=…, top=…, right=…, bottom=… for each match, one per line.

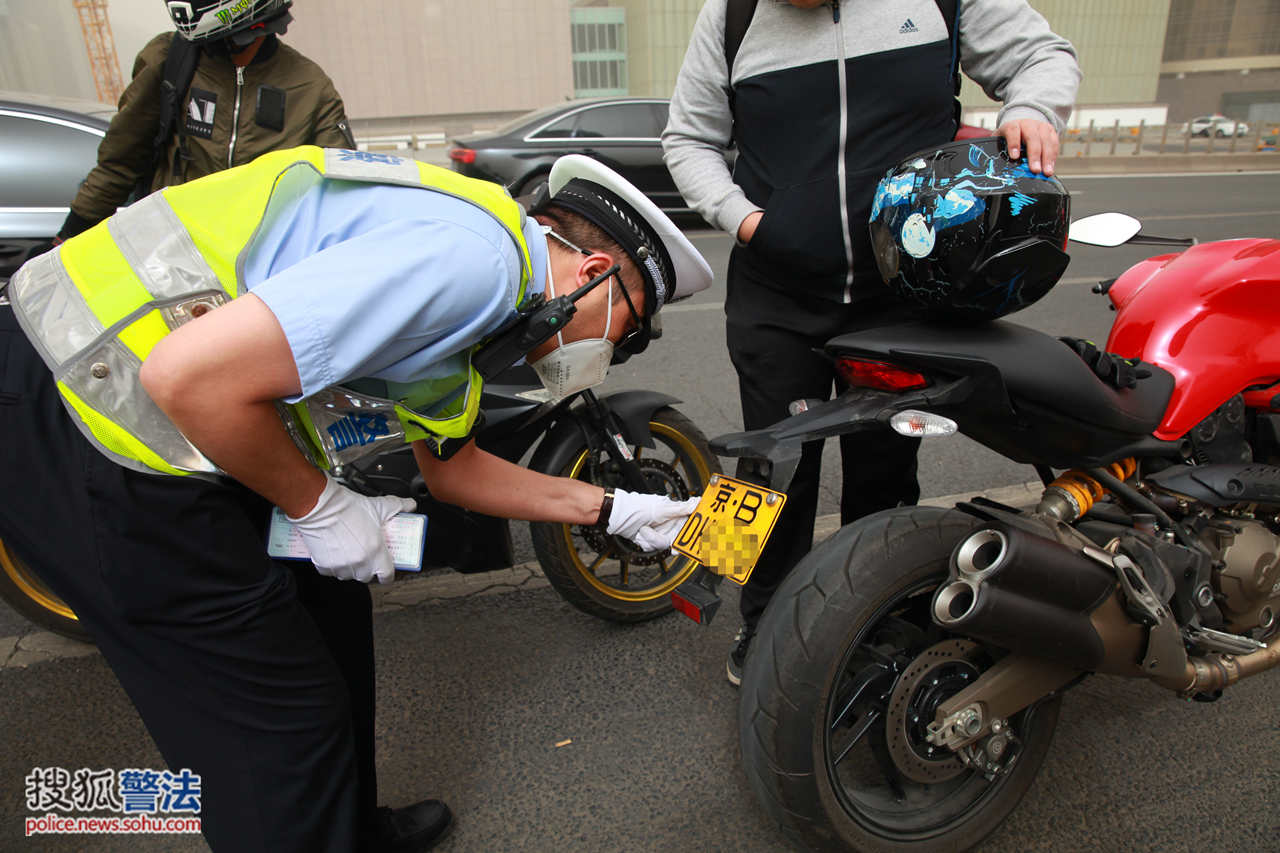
left=576, top=389, right=651, bottom=493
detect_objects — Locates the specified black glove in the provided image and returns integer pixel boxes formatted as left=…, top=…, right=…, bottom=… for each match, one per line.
left=1059, top=337, right=1152, bottom=390
left=56, top=209, right=98, bottom=243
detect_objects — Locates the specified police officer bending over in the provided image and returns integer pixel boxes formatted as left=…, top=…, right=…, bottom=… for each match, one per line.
left=0, top=148, right=711, bottom=852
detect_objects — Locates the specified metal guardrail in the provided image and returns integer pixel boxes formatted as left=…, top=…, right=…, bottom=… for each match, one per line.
left=1060, top=119, right=1279, bottom=157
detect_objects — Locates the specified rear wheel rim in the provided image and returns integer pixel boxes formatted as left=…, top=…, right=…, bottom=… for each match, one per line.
left=559, top=421, right=711, bottom=602
left=822, top=575, right=1044, bottom=839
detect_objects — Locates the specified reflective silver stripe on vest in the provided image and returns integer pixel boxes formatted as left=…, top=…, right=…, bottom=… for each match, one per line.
left=110, top=193, right=229, bottom=300
left=61, top=335, right=220, bottom=475
left=8, top=196, right=227, bottom=477
left=323, top=148, right=423, bottom=187
left=7, top=249, right=103, bottom=368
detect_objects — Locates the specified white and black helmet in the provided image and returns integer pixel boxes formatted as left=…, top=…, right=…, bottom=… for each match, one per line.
left=534, top=155, right=713, bottom=354
left=165, top=0, right=293, bottom=46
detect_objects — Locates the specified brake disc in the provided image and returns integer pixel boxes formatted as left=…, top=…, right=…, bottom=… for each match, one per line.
left=884, top=639, right=987, bottom=783
left=579, top=458, right=690, bottom=567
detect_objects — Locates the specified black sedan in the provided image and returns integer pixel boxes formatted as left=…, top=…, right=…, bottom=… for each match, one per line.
left=0, top=90, right=114, bottom=282
left=448, top=97, right=689, bottom=212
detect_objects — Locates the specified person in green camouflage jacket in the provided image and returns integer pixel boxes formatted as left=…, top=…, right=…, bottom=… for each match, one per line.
left=57, top=0, right=352, bottom=241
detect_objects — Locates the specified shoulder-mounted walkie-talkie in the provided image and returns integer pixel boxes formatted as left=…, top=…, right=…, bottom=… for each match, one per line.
left=472, top=262, right=620, bottom=382
left=472, top=180, right=620, bottom=381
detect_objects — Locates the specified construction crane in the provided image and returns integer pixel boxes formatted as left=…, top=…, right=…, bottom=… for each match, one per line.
left=72, top=0, right=125, bottom=106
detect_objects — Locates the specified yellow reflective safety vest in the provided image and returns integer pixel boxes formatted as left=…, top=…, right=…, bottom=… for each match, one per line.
left=8, top=146, right=532, bottom=479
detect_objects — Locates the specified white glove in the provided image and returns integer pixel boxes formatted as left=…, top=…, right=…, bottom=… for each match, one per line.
left=607, top=490, right=701, bottom=553
left=287, top=474, right=418, bottom=585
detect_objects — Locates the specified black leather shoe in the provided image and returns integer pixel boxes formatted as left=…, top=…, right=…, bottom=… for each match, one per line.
left=363, top=799, right=453, bottom=853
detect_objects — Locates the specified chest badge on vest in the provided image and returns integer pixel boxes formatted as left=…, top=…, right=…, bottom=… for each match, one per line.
left=185, top=88, right=217, bottom=140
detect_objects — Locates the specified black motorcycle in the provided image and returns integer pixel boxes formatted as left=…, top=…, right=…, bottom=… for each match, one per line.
left=0, top=356, right=720, bottom=640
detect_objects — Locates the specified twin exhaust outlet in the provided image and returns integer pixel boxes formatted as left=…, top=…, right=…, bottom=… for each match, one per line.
left=932, top=522, right=1280, bottom=700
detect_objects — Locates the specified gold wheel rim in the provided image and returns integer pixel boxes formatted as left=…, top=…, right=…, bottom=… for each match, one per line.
left=0, top=539, right=79, bottom=622
left=560, top=421, right=713, bottom=603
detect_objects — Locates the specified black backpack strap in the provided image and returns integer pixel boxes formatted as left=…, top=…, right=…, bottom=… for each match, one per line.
left=136, top=32, right=201, bottom=198
left=724, top=0, right=759, bottom=125
left=933, top=0, right=961, bottom=86
left=724, top=0, right=759, bottom=86
left=933, top=0, right=963, bottom=133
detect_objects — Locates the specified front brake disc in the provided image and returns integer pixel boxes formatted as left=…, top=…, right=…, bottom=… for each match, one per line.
left=579, top=458, right=688, bottom=567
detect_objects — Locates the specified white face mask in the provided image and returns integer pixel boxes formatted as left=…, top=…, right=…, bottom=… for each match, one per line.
left=530, top=236, right=615, bottom=402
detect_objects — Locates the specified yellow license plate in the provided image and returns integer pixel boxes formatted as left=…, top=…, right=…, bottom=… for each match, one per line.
left=672, top=475, right=787, bottom=586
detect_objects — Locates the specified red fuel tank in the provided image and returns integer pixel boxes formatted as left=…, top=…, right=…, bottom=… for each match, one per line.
left=1105, top=239, right=1280, bottom=441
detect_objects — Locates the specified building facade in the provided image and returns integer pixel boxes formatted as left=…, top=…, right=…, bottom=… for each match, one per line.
left=0, top=0, right=98, bottom=102
left=571, top=5, right=628, bottom=98
left=1156, top=0, right=1280, bottom=123
left=285, top=0, right=574, bottom=135
left=960, top=0, right=1174, bottom=127
left=609, top=0, right=705, bottom=98
left=11, top=1, right=1273, bottom=142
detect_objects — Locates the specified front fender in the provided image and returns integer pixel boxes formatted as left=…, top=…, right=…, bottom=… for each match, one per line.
left=596, top=388, right=682, bottom=450
left=527, top=389, right=682, bottom=479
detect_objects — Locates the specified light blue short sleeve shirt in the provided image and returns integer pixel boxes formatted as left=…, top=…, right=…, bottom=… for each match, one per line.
left=243, top=178, right=547, bottom=402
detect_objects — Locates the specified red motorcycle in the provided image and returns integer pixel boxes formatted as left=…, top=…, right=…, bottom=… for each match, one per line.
left=683, top=214, right=1280, bottom=852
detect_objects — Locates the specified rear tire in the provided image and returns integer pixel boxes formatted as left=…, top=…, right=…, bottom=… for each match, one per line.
left=516, top=172, right=551, bottom=198
left=0, top=537, right=90, bottom=641
left=739, top=506, right=1061, bottom=853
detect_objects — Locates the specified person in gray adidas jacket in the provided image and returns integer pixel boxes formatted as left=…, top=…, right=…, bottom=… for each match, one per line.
left=662, top=0, right=1080, bottom=685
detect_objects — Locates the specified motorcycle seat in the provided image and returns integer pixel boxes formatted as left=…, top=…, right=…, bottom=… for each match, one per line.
left=826, top=320, right=1175, bottom=435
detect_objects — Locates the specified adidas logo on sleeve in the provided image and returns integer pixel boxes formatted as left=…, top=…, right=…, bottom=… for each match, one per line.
left=900, top=19, right=919, bottom=33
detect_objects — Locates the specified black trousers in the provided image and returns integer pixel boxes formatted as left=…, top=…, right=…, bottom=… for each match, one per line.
left=726, top=251, right=923, bottom=629
left=0, top=306, right=377, bottom=852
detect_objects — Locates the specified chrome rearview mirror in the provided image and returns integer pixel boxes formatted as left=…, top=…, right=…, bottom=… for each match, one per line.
left=1068, top=212, right=1143, bottom=248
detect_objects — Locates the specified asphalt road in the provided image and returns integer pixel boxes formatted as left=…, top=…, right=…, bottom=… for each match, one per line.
left=4, top=172, right=1280, bottom=852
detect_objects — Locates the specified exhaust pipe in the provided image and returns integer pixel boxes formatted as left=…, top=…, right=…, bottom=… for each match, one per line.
left=1153, top=643, right=1280, bottom=697
left=933, top=523, right=1142, bottom=672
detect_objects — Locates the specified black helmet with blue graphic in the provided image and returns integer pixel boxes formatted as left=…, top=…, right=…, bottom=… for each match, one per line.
left=869, top=136, right=1071, bottom=324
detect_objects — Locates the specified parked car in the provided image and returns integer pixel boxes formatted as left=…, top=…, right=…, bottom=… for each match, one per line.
left=0, top=91, right=114, bottom=282
left=1184, top=114, right=1250, bottom=138
left=448, top=97, right=689, bottom=211
left=953, top=123, right=992, bottom=140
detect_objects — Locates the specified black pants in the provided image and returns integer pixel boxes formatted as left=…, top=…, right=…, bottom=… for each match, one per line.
left=0, top=306, right=377, bottom=852
left=726, top=252, right=922, bottom=629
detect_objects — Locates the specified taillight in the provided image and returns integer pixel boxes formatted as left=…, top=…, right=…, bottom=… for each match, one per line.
left=835, top=357, right=929, bottom=391
left=448, top=148, right=476, bottom=164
